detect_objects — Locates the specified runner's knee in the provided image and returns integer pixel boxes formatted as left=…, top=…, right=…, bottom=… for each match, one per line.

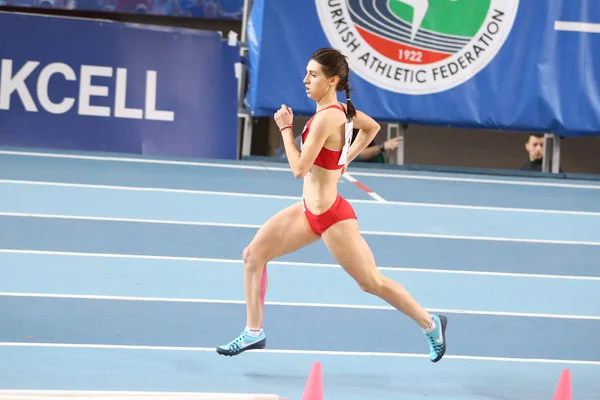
left=243, top=244, right=266, bottom=273
left=357, top=272, right=385, bottom=295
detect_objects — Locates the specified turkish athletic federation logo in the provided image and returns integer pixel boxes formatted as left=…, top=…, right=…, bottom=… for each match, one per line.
left=316, top=0, right=520, bottom=95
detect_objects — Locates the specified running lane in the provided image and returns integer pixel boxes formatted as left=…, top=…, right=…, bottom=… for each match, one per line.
left=2, top=182, right=599, bottom=244
left=1, top=217, right=599, bottom=277
left=1, top=296, right=597, bottom=362
left=2, top=253, right=598, bottom=318
left=1, top=346, right=597, bottom=400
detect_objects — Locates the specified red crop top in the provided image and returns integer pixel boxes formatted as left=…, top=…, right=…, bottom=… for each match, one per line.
left=300, top=104, right=354, bottom=170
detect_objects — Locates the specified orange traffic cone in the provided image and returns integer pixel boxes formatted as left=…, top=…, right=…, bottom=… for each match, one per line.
left=301, top=362, right=324, bottom=400
left=552, top=369, right=572, bottom=400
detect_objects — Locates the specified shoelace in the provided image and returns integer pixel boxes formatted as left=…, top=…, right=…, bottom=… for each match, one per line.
left=227, top=333, right=246, bottom=352
left=428, top=335, right=443, bottom=353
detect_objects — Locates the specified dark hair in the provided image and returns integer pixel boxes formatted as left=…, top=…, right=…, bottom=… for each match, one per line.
left=310, top=47, right=356, bottom=120
left=528, top=134, right=544, bottom=142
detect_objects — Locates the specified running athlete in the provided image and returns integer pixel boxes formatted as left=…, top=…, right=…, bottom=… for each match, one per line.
left=217, top=47, right=448, bottom=363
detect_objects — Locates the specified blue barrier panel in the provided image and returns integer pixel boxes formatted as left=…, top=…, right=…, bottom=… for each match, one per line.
left=0, top=12, right=240, bottom=159
left=245, top=0, right=600, bottom=138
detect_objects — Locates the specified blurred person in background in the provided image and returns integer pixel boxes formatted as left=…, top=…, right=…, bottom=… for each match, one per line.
left=352, top=128, right=402, bottom=164
left=520, top=134, right=563, bottom=172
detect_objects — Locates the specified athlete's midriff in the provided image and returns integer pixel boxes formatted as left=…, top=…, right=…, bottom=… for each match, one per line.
left=300, top=103, right=357, bottom=234
left=302, top=168, right=340, bottom=214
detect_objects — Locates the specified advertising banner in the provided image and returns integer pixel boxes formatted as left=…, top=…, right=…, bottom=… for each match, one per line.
left=0, top=0, right=244, bottom=20
left=245, top=0, right=600, bottom=138
left=0, top=12, right=240, bottom=159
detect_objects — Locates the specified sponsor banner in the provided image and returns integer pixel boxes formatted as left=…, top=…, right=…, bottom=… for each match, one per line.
left=0, top=0, right=244, bottom=20
left=245, top=0, right=600, bottom=138
left=0, top=12, right=240, bottom=159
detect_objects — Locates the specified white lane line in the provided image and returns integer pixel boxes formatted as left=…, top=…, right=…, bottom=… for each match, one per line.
left=1, top=149, right=599, bottom=189
left=0, top=150, right=290, bottom=172
left=347, top=170, right=600, bottom=189
left=1, top=249, right=598, bottom=281
left=0, top=342, right=598, bottom=365
left=2, top=211, right=599, bottom=246
left=2, top=292, right=598, bottom=321
left=0, top=390, right=281, bottom=399
left=4, top=178, right=600, bottom=215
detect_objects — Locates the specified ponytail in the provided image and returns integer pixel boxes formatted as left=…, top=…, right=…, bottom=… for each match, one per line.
left=344, top=83, right=356, bottom=121
left=310, top=47, right=356, bottom=120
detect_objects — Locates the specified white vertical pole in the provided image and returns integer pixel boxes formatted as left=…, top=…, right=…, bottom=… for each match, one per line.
left=237, top=0, right=253, bottom=158
left=552, top=134, right=561, bottom=173
left=542, top=133, right=552, bottom=173
left=386, top=123, right=405, bottom=165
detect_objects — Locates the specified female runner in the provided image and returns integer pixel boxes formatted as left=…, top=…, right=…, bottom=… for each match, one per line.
left=217, top=47, right=448, bottom=363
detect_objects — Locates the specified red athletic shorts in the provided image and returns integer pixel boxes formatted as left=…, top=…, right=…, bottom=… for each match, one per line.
left=302, top=194, right=357, bottom=236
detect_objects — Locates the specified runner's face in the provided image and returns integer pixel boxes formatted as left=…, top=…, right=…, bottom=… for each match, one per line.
left=303, top=60, right=334, bottom=100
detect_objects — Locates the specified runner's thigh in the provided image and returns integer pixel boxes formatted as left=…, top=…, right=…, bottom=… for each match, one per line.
left=321, top=219, right=378, bottom=286
left=246, top=202, right=320, bottom=262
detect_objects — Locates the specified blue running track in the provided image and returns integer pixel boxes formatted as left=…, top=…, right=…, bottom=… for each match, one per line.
left=0, top=149, right=599, bottom=399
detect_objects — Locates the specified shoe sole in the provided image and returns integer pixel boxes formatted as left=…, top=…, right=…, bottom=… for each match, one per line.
left=216, top=338, right=267, bottom=357
left=431, top=315, right=447, bottom=363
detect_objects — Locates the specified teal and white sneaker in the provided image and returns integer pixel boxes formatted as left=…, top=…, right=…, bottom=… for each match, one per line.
left=424, top=314, right=447, bottom=362
left=216, top=329, right=266, bottom=356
